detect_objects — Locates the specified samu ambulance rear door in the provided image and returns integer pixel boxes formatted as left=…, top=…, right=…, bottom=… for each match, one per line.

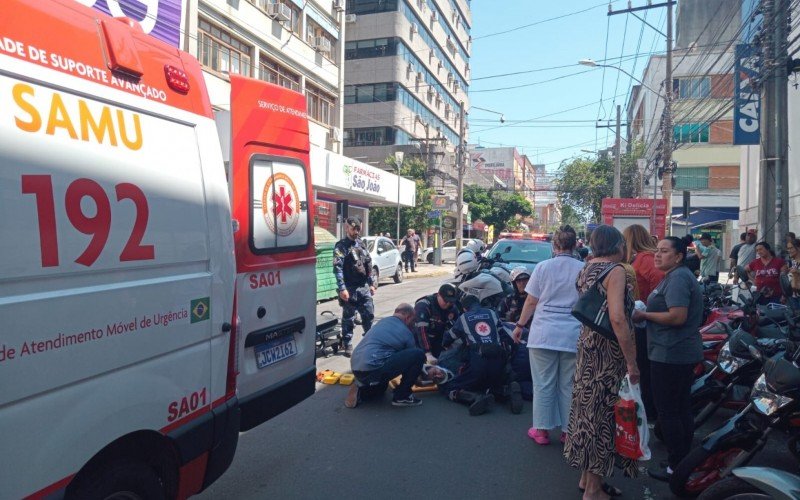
left=227, top=75, right=316, bottom=431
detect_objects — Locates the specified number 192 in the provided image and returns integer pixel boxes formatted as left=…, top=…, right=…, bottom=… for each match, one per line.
left=22, top=175, right=155, bottom=267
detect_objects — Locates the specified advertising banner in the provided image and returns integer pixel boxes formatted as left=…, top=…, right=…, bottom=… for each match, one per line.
left=77, top=0, right=185, bottom=48
left=733, top=43, right=760, bottom=145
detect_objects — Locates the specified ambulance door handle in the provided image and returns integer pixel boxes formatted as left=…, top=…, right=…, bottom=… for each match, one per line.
left=222, top=323, right=231, bottom=333
left=257, top=307, right=267, bottom=319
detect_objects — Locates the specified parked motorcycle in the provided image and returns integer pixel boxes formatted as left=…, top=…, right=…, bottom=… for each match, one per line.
left=698, top=466, right=800, bottom=500
left=669, top=342, right=800, bottom=497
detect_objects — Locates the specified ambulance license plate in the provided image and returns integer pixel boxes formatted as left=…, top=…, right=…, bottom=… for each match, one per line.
left=254, top=336, right=297, bottom=369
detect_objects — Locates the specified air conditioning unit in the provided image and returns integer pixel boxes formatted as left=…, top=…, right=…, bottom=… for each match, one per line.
left=464, top=62, right=470, bottom=74
left=416, top=71, right=423, bottom=82
left=427, top=87, right=434, bottom=99
left=333, top=0, right=345, bottom=12
left=437, top=60, right=443, bottom=70
left=331, top=127, right=342, bottom=142
left=410, top=23, right=418, bottom=34
left=407, top=62, right=414, bottom=76
left=267, top=2, right=292, bottom=22
left=446, top=36, right=456, bottom=53
left=417, top=0, right=425, bottom=11
left=430, top=11, right=437, bottom=22
left=313, top=36, right=333, bottom=53
left=453, top=81, right=460, bottom=93
left=345, top=13, right=357, bottom=23
left=447, top=72, right=453, bottom=84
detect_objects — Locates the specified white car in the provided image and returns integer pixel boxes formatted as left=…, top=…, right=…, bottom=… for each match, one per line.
left=421, top=238, right=481, bottom=264
left=362, top=236, right=404, bottom=284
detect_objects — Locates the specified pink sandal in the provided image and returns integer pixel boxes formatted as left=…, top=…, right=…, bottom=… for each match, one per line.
left=527, top=427, right=550, bottom=445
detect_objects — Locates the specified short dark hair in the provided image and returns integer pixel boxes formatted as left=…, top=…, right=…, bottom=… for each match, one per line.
left=740, top=232, right=747, bottom=241
left=589, top=225, right=624, bottom=258
left=663, top=236, right=688, bottom=263
left=553, top=225, right=577, bottom=251
left=788, top=232, right=796, bottom=239
left=345, top=216, right=362, bottom=227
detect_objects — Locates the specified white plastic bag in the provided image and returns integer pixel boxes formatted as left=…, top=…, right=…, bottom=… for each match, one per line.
left=614, top=374, right=651, bottom=461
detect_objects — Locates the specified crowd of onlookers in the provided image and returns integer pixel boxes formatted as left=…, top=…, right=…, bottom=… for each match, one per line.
left=339, top=218, right=800, bottom=499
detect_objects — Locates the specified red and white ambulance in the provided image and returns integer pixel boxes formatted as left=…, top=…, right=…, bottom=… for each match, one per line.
left=0, top=1, right=316, bottom=498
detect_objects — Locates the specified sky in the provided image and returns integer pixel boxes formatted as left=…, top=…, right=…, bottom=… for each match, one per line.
left=466, top=0, right=669, bottom=171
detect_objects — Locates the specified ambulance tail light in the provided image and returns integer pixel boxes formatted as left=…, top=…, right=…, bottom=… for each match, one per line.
left=225, top=296, right=240, bottom=397
left=165, top=65, right=190, bottom=94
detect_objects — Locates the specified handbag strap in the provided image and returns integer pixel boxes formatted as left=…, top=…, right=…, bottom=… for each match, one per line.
left=592, top=263, right=621, bottom=293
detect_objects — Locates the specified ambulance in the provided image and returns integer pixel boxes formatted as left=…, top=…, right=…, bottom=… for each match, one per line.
left=0, top=1, right=316, bottom=498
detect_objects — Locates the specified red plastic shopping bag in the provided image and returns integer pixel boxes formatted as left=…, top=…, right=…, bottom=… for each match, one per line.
left=614, top=375, right=651, bottom=460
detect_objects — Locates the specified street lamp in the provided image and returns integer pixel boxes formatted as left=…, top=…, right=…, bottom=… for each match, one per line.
left=578, top=59, right=663, bottom=96
left=394, top=151, right=404, bottom=244
left=470, top=105, right=505, bottom=123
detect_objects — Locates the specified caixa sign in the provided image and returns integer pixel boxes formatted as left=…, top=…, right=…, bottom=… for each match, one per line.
left=74, top=0, right=184, bottom=48
left=734, top=43, right=760, bottom=145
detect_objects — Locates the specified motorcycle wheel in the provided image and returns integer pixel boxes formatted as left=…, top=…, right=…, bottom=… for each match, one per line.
left=696, top=476, right=768, bottom=500
left=670, top=446, right=748, bottom=497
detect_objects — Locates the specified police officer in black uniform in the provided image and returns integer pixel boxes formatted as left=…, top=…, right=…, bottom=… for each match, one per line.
left=333, top=216, right=375, bottom=357
left=439, top=295, right=522, bottom=416
left=414, top=283, right=460, bottom=363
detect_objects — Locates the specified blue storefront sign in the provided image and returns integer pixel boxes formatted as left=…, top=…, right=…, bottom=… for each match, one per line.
left=77, top=0, right=185, bottom=48
left=733, top=43, right=760, bottom=145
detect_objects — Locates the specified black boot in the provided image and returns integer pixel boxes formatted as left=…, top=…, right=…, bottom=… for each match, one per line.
left=451, top=390, right=493, bottom=416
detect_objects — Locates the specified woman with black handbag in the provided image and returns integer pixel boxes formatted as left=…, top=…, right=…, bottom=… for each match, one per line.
left=564, top=225, right=640, bottom=500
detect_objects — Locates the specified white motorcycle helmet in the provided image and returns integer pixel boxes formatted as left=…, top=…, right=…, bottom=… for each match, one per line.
left=456, top=249, right=480, bottom=276
left=465, top=240, right=486, bottom=254
left=509, top=266, right=531, bottom=282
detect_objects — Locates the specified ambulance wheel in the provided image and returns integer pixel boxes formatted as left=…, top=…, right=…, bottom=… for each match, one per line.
left=393, top=264, right=404, bottom=283
left=68, top=459, right=166, bottom=500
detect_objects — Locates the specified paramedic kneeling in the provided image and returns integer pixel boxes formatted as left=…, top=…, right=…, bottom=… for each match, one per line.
left=345, top=304, right=426, bottom=409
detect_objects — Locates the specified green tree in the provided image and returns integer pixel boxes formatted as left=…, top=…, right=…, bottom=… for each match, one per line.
left=463, top=185, right=533, bottom=234
left=367, top=157, right=434, bottom=238
left=555, top=141, right=644, bottom=222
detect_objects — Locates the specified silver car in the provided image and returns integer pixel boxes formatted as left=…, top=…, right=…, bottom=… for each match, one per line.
left=420, top=238, right=481, bottom=264
left=362, top=236, right=404, bottom=284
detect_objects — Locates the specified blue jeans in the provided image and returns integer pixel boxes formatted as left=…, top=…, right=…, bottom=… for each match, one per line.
left=402, top=250, right=416, bottom=271
left=353, top=348, right=425, bottom=401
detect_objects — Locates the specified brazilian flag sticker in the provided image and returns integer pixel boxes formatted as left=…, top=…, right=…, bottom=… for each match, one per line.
left=191, top=297, right=210, bottom=323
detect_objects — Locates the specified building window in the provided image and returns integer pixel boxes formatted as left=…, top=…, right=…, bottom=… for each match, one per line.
left=344, top=127, right=396, bottom=146
left=248, top=0, right=301, bottom=35
left=198, top=19, right=252, bottom=77
left=346, top=0, right=399, bottom=14
left=345, top=38, right=398, bottom=59
left=673, top=77, right=710, bottom=99
left=306, top=84, right=336, bottom=126
left=673, top=123, right=709, bottom=143
left=306, top=19, right=336, bottom=61
left=345, top=83, right=398, bottom=104
left=674, top=167, right=709, bottom=190
left=259, top=55, right=300, bottom=92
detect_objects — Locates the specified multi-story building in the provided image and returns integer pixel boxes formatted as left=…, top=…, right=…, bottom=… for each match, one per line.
left=342, top=0, right=472, bottom=195
left=738, top=0, right=800, bottom=235
left=184, top=0, right=415, bottom=237
left=627, top=0, right=742, bottom=240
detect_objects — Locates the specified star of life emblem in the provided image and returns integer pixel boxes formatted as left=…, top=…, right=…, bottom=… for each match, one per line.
left=262, top=172, right=300, bottom=237
left=475, top=321, right=491, bottom=336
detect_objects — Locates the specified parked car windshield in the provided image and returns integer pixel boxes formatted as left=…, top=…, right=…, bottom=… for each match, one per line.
left=487, top=240, right=552, bottom=264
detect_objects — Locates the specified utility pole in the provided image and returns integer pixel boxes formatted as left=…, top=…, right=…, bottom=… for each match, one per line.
left=614, top=104, right=621, bottom=198
left=661, top=0, right=674, bottom=236
left=759, top=0, right=790, bottom=250
left=455, top=101, right=466, bottom=253
left=609, top=1, right=675, bottom=234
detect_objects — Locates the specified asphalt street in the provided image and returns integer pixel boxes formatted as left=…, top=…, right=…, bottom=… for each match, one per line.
left=198, top=271, right=788, bottom=500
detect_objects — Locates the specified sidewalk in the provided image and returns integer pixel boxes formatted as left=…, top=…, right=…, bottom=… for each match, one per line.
left=404, top=262, right=455, bottom=279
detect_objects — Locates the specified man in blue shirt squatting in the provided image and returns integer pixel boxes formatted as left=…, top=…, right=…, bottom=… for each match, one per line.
left=345, top=303, right=426, bottom=408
